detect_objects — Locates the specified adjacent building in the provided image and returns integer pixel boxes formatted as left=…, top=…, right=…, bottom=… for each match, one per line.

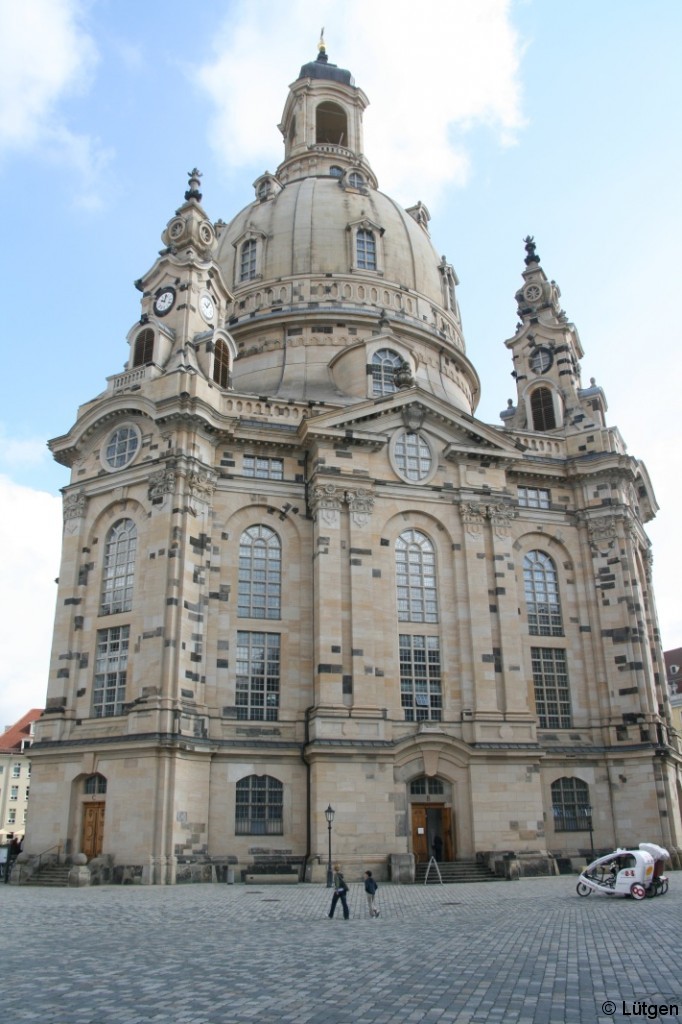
left=0, top=710, right=41, bottom=842
left=24, top=44, right=682, bottom=884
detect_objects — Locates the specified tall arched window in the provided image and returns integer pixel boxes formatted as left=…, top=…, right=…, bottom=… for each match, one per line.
left=356, top=229, right=377, bottom=270
left=213, top=338, right=230, bottom=389
left=524, top=550, right=562, bottom=636
left=396, top=530, right=438, bottom=622
left=316, top=101, right=347, bottom=144
left=551, top=777, right=590, bottom=832
left=240, top=239, right=258, bottom=282
left=100, top=519, right=137, bottom=615
left=235, top=775, right=283, bottom=835
left=531, top=386, right=556, bottom=430
left=132, top=328, right=154, bottom=367
left=238, top=526, right=282, bottom=619
left=371, top=348, right=402, bottom=396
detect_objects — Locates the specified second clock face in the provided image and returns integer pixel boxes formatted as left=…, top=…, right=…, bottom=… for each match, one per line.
left=154, top=287, right=175, bottom=316
left=200, top=293, right=215, bottom=321
left=530, top=347, right=553, bottom=374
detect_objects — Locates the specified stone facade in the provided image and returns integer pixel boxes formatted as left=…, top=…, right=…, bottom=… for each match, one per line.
left=25, top=44, right=682, bottom=883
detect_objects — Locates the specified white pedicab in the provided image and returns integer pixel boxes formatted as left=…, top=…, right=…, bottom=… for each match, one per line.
left=576, top=842, right=670, bottom=900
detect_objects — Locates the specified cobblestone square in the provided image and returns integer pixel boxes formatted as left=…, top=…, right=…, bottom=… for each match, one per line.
left=2, top=876, right=680, bottom=1023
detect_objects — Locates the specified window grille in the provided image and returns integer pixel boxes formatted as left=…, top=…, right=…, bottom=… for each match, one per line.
left=235, top=632, right=281, bottom=721
left=532, top=647, right=571, bottom=728
left=235, top=775, right=283, bottom=835
left=400, top=635, right=442, bottom=722
left=524, top=550, right=563, bottom=636
left=238, top=526, right=282, bottom=620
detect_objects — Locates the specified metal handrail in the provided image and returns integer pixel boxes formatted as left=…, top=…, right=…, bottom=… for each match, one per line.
left=36, top=843, right=63, bottom=870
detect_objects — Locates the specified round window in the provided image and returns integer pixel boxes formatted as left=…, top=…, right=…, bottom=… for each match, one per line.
left=392, top=430, right=433, bottom=483
left=104, top=425, right=140, bottom=470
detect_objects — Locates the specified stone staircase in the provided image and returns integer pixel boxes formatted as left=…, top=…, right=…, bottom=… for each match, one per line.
left=22, top=862, right=72, bottom=887
left=415, top=859, right=503, bottom=884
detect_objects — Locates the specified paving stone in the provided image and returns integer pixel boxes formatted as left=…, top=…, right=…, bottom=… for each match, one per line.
left=1, top=876, right=681, bottom=1023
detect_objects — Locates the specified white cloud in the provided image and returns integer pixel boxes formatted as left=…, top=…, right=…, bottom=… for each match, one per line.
left=195, top=0, right=525, bottom=204
left=0, top=477, right=62, bottom=730
left=0, top=0, right=108, bottom=201
left=0, top=431, right=49, bottom=470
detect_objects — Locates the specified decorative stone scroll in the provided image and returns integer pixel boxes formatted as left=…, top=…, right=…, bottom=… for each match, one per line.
left=63, top=491, right=87, bottom=534
left=309, top=483, right=343, bottom=527
left=459, top=501, right=485, bottom=538
left=487, top=502, right=517, bottom=539
left=345, top=488, right=375, bottom=527
left=188, top=468, right=217, bottom=514
left=587, top=515, right=617, bottom=554
left=148, top=465, right=177, bottom=506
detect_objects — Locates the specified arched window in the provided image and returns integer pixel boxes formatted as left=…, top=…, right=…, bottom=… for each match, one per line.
left=531, top=386, right=556, bottom=430
left=316, top=101, right=347, bottom=144
left=240, top=239, right=258, bottom=282
left=524, top=550, right=562, bottom=636
left=356, top=228, right=376, bottom=270
left=213, top=338, right=230, bottom=389
left=329, top=165, right=344, bottom=178
left=100, top=519, right=137, bottom=615
left=410, top=776, right=444, bottom=796
left=84, top=774, right=107, bottom=795
left=238, top=526, right=281, bottom=619
left=396, top=530, right=438, bottom=622
left=551, top=778, right=590, bottom=832
left=235, top=775, right=283, bottom=835
left=132, top=328, right=154, bottom=367
left=348, top=171, right=365, bottom=189
left=371, top=348, right=402, bottom=396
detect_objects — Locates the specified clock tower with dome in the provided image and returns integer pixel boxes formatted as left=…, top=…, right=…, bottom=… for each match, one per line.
left=20, top=42, right=682, bottom=886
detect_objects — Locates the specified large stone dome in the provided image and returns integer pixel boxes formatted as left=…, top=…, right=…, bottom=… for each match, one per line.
left=217, top=177, right=455, bottom=313
left=211, top=47, right=478, bottom=412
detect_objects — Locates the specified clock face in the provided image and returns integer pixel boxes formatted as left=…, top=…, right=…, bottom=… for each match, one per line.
left=154, top=287, right=175, bottom=316
left=530, top=347, right=553, bottom=374
left=200, top=293, right=215, bottom=321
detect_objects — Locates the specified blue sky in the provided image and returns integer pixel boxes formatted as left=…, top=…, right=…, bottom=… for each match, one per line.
left=1, top=0, right=680, bottom=727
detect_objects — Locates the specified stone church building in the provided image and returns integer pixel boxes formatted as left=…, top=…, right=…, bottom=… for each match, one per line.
left=24, top=44, right=682, bottom=884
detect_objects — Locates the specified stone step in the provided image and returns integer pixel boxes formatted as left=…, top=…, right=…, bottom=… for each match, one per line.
left=415, top=860, right=503, bottom=884
left=23, top=865, right=72, bottom=887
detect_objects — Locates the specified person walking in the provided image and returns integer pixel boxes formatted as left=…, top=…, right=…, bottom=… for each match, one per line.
left=364, top=870, right=379, bottom=917
left=328, top=863, right=350, bottom=919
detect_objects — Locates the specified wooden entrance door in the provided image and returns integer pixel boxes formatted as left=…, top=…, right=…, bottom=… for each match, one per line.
left=82, top=802, right=105, bottom=859
left=411, top=804, right=455, bottom=862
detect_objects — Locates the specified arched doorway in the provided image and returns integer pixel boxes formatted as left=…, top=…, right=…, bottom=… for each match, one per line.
left=81, top=774, right=107, bottom=859
left=409, top=776, right=455, bottom=863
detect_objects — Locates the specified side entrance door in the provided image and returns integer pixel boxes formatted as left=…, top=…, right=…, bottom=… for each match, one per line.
left=82, top=802, right=105, bottom=859
left=411, top=804, right=455, bottom=862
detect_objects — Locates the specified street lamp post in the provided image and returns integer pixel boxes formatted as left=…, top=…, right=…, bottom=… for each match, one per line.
left=325, top=804, right=335, bottom=888
left=584, top=804, right=595, bottom=861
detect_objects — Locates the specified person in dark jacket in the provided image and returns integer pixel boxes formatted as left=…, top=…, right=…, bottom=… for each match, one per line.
left=364, top=870, right=379, bottom=917
left=328, top=863, right=350, bottom=919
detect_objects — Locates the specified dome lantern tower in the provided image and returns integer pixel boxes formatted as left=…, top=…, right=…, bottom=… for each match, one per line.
left=277, top=36, right=377, bottom=188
